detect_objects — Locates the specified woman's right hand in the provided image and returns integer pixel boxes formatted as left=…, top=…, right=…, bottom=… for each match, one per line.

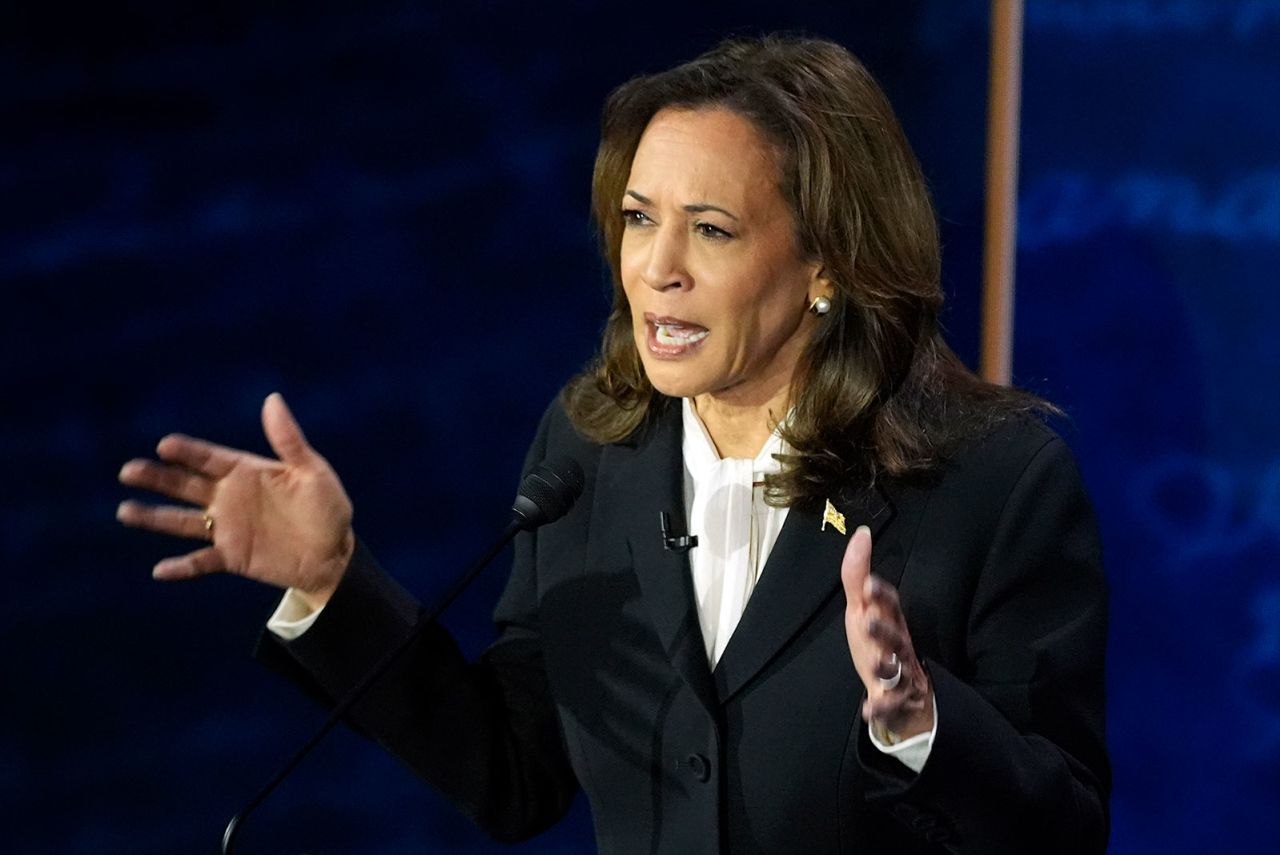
left=117, top=392, right=355, bottom=611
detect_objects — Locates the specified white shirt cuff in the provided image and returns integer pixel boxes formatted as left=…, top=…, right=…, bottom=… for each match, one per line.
left=867, top=694, right=939, bottom=774
left=266, top=588, right=325, bottom=640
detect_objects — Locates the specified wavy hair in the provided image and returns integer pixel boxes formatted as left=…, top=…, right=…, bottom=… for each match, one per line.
left=563, top=34, right=1051, bottom=504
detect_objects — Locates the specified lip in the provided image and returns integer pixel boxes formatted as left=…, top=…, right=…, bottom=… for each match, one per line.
left=645, top=313, right=705, bottom=328
left=643, top=312, right=709, bottom=358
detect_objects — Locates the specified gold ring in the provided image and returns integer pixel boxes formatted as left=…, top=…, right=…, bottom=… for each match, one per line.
left=202, top=513, right=215, bottom=535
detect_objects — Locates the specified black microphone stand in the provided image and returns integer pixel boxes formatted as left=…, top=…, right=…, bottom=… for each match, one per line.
left=219, top=456, right=582, bottom=853
left=222, top=519, right=522, bottom=854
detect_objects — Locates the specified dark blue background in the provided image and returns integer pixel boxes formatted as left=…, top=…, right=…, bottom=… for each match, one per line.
left=5, top=1, right=1277, bottom=852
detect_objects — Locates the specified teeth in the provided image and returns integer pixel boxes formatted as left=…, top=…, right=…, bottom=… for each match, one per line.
left=655, top=324, right=709, bottom=346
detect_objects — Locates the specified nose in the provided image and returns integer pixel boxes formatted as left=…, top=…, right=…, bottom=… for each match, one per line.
left=639, top=224, right=692, bottom=292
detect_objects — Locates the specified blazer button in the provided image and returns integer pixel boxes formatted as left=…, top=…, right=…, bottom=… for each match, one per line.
left=685, top=753, right=711, bottom=783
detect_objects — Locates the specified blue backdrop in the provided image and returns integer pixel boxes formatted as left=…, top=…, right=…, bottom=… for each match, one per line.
left=5, top=1, right=1278, bottom=852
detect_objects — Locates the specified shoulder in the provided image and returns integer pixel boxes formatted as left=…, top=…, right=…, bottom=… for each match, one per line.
left=523, top=392, right=602, bottom=472
left=948, top=414, right=1073, bottom=483
left=536, top=386, right=679, bottom=455
left=898, top=415, right=1090, bottom=527
left=883, top=417, right=1104, bottom=625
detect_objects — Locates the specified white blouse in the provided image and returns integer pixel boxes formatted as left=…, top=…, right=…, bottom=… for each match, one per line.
left=680, top=398, right=790, bottom=669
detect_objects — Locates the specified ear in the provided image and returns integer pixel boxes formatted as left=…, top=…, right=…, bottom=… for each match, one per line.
left=807, top=264, right=834, bottom=302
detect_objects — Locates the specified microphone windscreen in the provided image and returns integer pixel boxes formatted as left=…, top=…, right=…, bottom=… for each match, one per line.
left=511, top=457, right=585, bottom=529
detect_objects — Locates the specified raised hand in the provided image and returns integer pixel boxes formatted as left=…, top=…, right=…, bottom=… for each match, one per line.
left=841, top=525, right=934, bottom=742
left=117, top=393, right=355, bottom=610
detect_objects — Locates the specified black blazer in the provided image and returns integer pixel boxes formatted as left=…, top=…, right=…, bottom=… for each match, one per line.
left=260, top=394, right=1110, bottom=854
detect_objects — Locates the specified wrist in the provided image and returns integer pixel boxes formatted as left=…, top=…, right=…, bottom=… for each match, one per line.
left=872, top=705, right=931, bottom=744
left=894, top=700, right=935, bottom=741
left=296, top=526, right=355, bottom=611
left=871, top=669, right=935, bottom=742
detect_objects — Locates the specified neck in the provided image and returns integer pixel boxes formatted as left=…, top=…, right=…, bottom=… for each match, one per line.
left=692, top=382, right=790, bottom=460
left=688, top=310, right=813, bottom=459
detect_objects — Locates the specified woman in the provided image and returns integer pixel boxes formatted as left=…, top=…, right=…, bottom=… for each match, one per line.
left=118, top=35, right=1109, bottom=853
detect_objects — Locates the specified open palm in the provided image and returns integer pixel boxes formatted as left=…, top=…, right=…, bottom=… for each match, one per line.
left=118, top=393, right=354, bottom=609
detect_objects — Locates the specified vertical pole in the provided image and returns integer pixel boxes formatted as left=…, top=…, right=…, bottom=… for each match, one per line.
left=981, top=0, right=1024, bottom=385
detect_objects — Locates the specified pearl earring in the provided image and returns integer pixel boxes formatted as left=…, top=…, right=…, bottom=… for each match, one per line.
left=808, top=295, right=831, bottom=316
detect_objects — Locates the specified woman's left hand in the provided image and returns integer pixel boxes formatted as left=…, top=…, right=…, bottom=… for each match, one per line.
left=841, top=525, right=934, bottom=741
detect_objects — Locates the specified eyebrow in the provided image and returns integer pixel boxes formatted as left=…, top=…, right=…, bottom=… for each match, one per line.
left=625, top=190, right=740, bottom=221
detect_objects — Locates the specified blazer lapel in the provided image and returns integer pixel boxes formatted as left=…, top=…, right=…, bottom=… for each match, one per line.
left=712, top=483, right=897, bottom=704
left=596, top=399, right=718, bottom=715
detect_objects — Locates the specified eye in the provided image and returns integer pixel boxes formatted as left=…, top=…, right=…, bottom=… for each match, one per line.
left=695, top=221, right=734, bottom=241
left=621, top=208, right=651, bottom=226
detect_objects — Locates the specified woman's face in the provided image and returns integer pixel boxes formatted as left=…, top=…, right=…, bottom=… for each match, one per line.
left=620, top=106, right=826, bottom=408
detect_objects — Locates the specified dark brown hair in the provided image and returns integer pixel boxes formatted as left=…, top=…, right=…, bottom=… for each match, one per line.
left=564, top=34, right=1051, bottom=504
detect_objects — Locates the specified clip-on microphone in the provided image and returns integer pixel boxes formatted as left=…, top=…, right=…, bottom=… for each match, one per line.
left=659, top=511, right=698, bottom=553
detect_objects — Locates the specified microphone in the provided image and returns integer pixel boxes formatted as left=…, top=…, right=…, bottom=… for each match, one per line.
left=513, top=457, right=585, bottom=529
left=659, top=511, right=698, bottom=553
left=221, top=456, right=585, bottom=854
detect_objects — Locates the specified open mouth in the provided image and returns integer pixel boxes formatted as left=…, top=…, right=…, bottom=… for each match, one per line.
left=645, top=314, right=709, bottom=357
left=654, top=323, right=709, bottom=345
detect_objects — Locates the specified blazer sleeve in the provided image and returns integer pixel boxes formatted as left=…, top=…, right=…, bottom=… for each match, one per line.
left=254, top=402, right=579, bottom=843
left=856, top=433, right=1110, bottom=854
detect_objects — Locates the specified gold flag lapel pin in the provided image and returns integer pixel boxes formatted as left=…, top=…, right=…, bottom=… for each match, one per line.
left=821, top=499, right=847, bottom=535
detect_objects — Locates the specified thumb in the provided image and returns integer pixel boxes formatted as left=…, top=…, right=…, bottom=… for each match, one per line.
left=840, top=525, right=873, bottom=608
left=262, top=392, right=314, bottom=466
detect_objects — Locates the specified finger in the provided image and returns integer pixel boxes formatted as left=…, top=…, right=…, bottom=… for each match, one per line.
left=153, top=546, right=225, bottom=581
left=862, top=692, right=922, bottom=724
left=156, top=433, right=262, bottom=479
left=863, top=574, right=901, bottom=615
left=118, top=459, right=215, bottom=506
left=863, top=694, right=903, bottom=725
left=866, top=617, right=907, bottom=658
left=840, top=525, right=873, bottom=607
left=117, top=500, right=212, bottom=541
left=873, top=650, right=903, bottom=682
left=262, top=392, right=315, bottom=466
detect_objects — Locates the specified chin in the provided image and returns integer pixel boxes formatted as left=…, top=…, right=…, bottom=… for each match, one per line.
left=640, top=359, right=707, bottom=400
